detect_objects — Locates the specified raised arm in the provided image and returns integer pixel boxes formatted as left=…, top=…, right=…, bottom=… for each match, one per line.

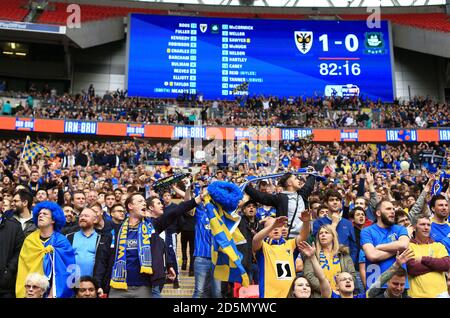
left=252, top=216, right=287, bottom=253
left=172, top=185, right=186, bottom=199
left=245, top=186, right=278, bottom=209
left=298, top=241, right=331, bottom=298
left=409, top=176, right=434, bottom=225
left=298, top=175, right=316, bottom=202
left=22, top=159, right=31, bottom=175
left=297, top=210, right=312, bottom=244
left=153, top=195, right=202, bottom=234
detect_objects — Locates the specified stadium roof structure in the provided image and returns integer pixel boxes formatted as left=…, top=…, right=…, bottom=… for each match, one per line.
left=130, top=0, right=446, bottom=7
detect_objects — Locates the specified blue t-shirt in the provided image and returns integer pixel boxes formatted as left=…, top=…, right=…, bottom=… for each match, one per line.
left=126, top=227, right=150, bottom=286
left=360, top=224, right=408, bottom=289
left=431, top=222, right=450, bottom=253
left=194, top=204, right=212, bottom=258
left=73, top=231, right=98, bottom=277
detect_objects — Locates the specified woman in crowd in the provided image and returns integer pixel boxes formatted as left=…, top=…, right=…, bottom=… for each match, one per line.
left=302, top=224, right=356, bottom=297
left=24, top=273, right=49, bottom=298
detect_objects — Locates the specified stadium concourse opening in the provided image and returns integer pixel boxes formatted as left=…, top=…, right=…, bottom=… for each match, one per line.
left=0, top=0, right=449, bottom=303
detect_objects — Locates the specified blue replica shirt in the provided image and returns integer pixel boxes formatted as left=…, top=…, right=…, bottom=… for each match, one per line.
left=431, top=221, right=450, bottom=253
left=256, top=206, right=276, bottom=221
left=194, top=204, right=212, bottom=258
left=73, top=231, right=98, bottom=276
left=360, top=224, right=409, bottom=289
left=313, top=216, right=358, bottom=265
left=126, top=227, right=150, bottom=286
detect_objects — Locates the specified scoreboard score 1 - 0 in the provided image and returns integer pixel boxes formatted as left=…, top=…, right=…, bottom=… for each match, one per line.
left=127, top=14, right=395, bottom=101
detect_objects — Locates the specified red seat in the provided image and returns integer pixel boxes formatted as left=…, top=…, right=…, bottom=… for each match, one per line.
left=32, top=2, right=450, bottom=33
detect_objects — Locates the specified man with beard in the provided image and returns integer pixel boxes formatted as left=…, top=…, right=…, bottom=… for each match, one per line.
left=8, top=190, right=36, bottom=237
left=429, top=195, right=450, bottom=254
left=66, top=208, right=111, bottom=282
left=361, top=200, right=410, bottom=290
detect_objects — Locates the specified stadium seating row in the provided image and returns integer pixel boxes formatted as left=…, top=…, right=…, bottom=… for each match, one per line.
left=0, top=1, right=448, bottom=33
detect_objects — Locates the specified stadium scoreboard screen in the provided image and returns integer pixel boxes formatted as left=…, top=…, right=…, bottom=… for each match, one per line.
left=127, top=14, right=395, bottom=101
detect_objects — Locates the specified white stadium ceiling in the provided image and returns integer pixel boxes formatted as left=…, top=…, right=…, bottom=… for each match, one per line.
left=132, top=0, right=446, bottom=7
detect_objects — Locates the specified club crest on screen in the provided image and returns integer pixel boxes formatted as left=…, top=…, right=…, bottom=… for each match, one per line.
left=200, top=24, right=208, bottom=33
left=294, top=31, right=313, bottom=54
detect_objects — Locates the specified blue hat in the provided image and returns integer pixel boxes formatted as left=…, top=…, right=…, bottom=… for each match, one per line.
left=207, top=181, right=243, bottom=212
left=32, top=201, right=66, bottom=232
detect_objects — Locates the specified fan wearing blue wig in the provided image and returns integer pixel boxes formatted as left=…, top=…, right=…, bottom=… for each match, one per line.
left=16, top=201, right=76, bottom=298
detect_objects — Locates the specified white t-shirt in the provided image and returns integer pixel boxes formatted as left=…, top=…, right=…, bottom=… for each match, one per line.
left=18, top=217, right=32, bottom=231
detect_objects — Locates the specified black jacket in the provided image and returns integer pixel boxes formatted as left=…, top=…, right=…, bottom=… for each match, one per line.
left=6, top=212, right=37, bottom=238
left=66, top=230, right=112, bottom=292
left=237, top=215, right=263, bottom=274
left=244, top=175, right=316, bottom=219
left=152, top=199, right=198, bottom=235
left=0, top=217, right=25, bottom=294
left=181, top=212, right=195, bottom=232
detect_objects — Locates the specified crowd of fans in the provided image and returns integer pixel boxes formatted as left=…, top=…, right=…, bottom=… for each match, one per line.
left=0, top=134, right=449, bottom=299
left=1, top=85, right=449, bottom=128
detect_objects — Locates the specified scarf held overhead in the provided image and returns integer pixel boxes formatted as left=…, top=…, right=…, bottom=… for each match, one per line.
left=16, top=230, right=75, bottom=298
left=110, top=218, right=154, bottom=290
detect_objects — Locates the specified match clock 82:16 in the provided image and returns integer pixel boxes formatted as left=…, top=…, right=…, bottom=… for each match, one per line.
left=319, top=61, right=361, bottom=76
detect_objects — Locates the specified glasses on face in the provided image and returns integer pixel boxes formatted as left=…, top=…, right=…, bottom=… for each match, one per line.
left=113, top=209, right=125, bottom=214
left=25, top=284, right=42, bottom=290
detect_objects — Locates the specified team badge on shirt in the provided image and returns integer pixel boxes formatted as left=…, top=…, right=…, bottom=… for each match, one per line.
left=275, top=261, right=292, bottom=280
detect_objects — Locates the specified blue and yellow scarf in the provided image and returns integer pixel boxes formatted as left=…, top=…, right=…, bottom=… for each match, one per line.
left=264, top=237, right=286, bottom=245
left=319, top=250, right=341, bottom=291
left=110, top=218, right=154, bottom=290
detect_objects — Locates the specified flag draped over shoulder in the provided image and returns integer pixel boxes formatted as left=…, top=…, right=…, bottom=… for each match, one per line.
left=205, top=181, right=249, bottom=287
left=16, top=230, right=75, bottom=298
left=22, top=136, right=54, bottom=161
